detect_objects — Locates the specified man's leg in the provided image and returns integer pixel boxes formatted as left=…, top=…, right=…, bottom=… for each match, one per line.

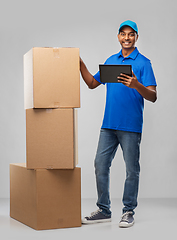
left=118, top=131, right=141, bottom=226
left=95, top=129, right=119, bottom=216
left=82, top=129, right=119, bottom=224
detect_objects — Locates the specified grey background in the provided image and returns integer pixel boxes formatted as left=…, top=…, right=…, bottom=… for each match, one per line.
left=0, top=0, right=176, bottom=199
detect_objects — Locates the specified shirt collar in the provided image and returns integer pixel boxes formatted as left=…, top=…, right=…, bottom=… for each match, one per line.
left=117, top=47, right=139, bottom=60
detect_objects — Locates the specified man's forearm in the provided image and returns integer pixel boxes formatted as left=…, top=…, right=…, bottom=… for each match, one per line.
left=135, top=82, right=157, bottom=103
left=80, top=58, right=101, bottom=89
left=118, top=72, right=157, bottom=103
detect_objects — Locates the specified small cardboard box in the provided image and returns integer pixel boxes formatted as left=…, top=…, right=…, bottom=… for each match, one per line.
left=10, top=163, right=81, bottom=230
left=26, top=108, right=78, bottom=169
left=24, top=47, right=80, bottom=109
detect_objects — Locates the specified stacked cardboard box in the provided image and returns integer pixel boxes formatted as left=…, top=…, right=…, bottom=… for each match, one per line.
left=10, top=47, right=81, bottom=230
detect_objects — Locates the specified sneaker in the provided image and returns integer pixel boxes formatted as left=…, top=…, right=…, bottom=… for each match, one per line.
left=82, top=209, right=111, bottom=224
left=119, top=211, right=134, bottom=228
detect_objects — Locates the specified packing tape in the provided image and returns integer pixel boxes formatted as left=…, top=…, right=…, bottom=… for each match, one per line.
left=53, top=48, right=60, bottom=58
left=46, top=109, right=53, bottom=113
left=46, top=165, right=54, bottom=169
left=54, top=102, right=60, bottom=108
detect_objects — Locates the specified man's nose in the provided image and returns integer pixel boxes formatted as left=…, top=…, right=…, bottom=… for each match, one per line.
left=125, top=34, right=129, bottom=40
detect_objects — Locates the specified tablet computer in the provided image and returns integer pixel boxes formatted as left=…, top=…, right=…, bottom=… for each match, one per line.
left=99, top=64, right=132, bottom=83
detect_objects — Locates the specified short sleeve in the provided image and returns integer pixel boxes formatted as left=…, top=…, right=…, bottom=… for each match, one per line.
left=141, top=60, right=157, bottom=87
left=93, top=71, right=105, bottom=84
left=93, top=59, right=109, bottom=85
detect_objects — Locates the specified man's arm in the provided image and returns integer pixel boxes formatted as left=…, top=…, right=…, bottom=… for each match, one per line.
left=134, top=84, right=157, bottom=103
left=118, top=71, right=157, bottom=103
left=80, top=58, right=101, bottom=89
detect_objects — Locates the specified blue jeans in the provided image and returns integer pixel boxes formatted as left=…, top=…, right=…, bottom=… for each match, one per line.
left=94, top=129, right=142, bottom=216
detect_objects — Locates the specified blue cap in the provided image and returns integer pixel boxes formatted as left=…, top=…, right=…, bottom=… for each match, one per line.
left=118, top=20, right=138, bottom=34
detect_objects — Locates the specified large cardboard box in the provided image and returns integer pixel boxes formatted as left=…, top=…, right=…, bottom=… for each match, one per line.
left=26, top=108, right=78, bottom=169
left=10, top=163, right=81, bottom=230
left=24, top=47, right=80, bottom=109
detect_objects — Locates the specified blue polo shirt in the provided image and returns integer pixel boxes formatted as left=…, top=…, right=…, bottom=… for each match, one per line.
left=94, top=47, right=157, bottom=133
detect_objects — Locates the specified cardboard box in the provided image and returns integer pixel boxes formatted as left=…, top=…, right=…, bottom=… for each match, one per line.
left=10, top=163, right=81, bottom=230
left=24, top=47, right=80, bottom=109
left=26, top=108, right=78, bottom=169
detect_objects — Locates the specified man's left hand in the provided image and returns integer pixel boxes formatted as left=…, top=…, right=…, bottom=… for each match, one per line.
left=117, top=71, right=138, bottom=88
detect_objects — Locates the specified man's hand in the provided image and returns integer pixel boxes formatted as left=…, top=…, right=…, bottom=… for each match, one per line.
left=117, top=71, right=138, bottom=88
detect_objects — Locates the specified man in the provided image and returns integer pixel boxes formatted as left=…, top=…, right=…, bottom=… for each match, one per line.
left=80, top=20, right=157, bottom=228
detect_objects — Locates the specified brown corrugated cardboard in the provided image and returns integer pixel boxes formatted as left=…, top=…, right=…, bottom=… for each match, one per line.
left=24, top=47, right=80, bottom=109
left=10, top=163, right=81, bottom=230
left=26, top=108, right=78, bottom=169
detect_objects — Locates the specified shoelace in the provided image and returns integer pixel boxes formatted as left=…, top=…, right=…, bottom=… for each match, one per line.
left=121, top=212, right=133, bottom=222
left=88, top=209, right=102, bottom=219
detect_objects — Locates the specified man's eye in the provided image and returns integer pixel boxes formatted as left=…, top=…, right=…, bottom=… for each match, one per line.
left=129, top=33, right=135, bottom=37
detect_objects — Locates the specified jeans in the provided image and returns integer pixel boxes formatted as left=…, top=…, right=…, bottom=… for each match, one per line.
left=94, top=128, right=142, bottom=217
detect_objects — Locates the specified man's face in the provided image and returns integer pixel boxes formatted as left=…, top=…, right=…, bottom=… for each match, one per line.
left=118, top=26, right=138, bottom=50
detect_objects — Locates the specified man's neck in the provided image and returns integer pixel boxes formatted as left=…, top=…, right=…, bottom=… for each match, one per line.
left=122, top=47, right=135, bottom=58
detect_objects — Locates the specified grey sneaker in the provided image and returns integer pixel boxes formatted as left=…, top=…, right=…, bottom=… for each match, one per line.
left=119, top=211, right=134, bottom=228
left=82, top=209, right=111, bottom=224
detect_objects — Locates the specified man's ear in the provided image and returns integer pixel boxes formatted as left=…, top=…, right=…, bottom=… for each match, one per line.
left=117, top=33, right=120, bottom=42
